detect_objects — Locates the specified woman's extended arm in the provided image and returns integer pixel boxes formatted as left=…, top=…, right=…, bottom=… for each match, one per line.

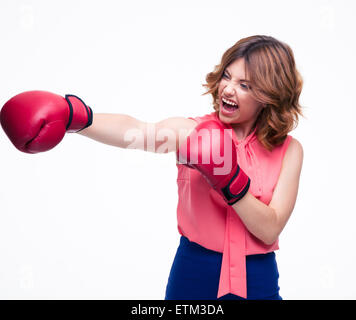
left=231, top=138, right=304, bottom=245
left=77, top=113, right=197, bottom=153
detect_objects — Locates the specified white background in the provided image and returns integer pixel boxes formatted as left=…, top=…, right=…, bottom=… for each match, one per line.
left=0, top=0, right=355, bottom=299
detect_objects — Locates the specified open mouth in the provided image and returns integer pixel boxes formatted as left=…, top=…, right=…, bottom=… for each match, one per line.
left=221, top=97, right=239, bottom=114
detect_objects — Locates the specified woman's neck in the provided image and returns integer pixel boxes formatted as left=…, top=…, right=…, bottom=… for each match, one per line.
left=230, top=120, right=258, bottom=142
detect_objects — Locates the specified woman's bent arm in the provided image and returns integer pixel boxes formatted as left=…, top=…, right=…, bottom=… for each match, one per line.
left=232, top=137, right=304, bottom=245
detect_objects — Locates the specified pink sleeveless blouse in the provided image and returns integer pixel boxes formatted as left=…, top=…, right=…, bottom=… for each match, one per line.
left=175, top=111, right=292, bottom=299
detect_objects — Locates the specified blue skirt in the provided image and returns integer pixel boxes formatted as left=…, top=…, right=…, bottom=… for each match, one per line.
left=165, top=236, right=282, bottom=300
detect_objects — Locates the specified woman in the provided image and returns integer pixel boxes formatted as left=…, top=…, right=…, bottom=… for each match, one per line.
left=167, top=35, right=304, bottom=300
left=0, top=35, right=303, bottom=300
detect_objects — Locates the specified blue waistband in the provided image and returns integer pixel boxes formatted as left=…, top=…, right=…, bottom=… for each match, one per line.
left=179, top=235, right=276, bottom=260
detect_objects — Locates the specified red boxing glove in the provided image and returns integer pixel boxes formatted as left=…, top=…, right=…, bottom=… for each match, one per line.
left=0, top=90, right=93, bottom=153
left=177, top=120, right=250, bottom=205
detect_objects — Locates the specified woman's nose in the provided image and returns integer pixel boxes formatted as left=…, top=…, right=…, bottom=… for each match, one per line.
left=224, top=84, right=236, bottom=96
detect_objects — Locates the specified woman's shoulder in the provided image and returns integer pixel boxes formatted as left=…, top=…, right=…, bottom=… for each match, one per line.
left=283, top=136, right=304, bottom=169
left=287, top=136, right=303, bottom=156
left=276, top=135, right=303, bottom=157
left=263, top=135, right=303, bottom=165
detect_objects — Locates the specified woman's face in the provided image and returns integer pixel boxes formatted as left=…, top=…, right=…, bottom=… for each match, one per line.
left=217, top=58, right=264, bottom=126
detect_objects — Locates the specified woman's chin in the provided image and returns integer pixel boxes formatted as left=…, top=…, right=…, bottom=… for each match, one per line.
left=218, top=109, right=239, bottom=124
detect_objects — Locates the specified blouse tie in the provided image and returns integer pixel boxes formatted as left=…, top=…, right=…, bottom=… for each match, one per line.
left=217, top=126, right=262, bottom=299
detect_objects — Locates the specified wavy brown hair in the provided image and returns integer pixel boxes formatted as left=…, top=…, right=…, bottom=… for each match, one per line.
left=202, top=35, right=303, bottom=151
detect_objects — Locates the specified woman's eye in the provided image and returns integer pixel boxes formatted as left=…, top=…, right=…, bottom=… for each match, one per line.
left=221, top=73, right=250, bottom=89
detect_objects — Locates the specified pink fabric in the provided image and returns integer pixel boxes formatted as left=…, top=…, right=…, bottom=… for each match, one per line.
left=176, top=111, right=292, bottom=298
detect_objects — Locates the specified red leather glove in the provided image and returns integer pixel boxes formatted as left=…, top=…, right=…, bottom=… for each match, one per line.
left=0, top=90, right=93, bottom=153
left=177, top=120, right=250, bottom=205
